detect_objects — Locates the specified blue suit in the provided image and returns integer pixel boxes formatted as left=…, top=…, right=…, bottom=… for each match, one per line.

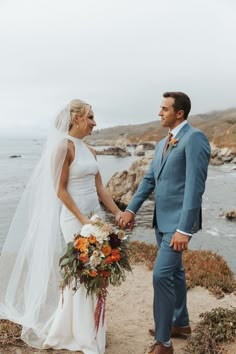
left=127, top=123, right=210, bottom=342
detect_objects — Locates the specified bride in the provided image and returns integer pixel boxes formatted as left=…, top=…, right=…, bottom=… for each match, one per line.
left=0, top=99, right=122, bottom=353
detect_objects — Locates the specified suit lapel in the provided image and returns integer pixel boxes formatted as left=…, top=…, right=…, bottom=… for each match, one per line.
left=157, top=123, right=190, bottom=178
left=156, top=139, right=166, bottom=173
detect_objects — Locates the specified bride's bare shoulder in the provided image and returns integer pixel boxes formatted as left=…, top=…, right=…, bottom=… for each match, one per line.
left=52, top=139, right=74, bottom=163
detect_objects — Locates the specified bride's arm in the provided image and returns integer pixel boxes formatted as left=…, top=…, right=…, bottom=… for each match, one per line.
left=87, top=144, right=122, bottom=219
left=57, top=145, right=90, bottom=225
left=95, top=170, right=121, bottom=217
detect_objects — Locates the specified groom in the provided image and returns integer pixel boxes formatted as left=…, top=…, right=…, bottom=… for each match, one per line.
left=117, top=92, right=210, bottom=354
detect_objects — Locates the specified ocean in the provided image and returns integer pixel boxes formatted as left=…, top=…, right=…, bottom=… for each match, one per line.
left=0, top=136, right=236, bottom=273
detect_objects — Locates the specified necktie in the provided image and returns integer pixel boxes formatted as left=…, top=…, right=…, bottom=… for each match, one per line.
left=162, top=132, right=173, bottom=158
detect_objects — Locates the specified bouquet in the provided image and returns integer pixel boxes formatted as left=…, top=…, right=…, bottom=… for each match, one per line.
left=59, top=214, right=132, bottom=333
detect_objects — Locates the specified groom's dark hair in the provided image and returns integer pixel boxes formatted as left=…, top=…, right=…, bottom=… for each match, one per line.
left=163, top=91, right=191, bottom=119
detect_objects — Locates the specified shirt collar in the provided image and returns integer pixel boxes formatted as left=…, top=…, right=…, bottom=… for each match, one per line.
left=170, top=120, right=188, bottom=138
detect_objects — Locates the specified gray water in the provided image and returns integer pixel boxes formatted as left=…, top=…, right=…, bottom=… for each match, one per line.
left=0, top=137, right=236, bottom=272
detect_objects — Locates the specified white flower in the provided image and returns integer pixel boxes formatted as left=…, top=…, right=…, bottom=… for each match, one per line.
left=117, top=230, right=126, bottom=239
left=89, top=225, right=110, bottom=244
left=94, top=228, right=109, bottom=244
left=89, top=255, right=102, bottom=267
left=80, top=223, right=109, bottom=243
left=93, top=250, right=99, bottom=257
left=96, top=234, right=108, bottom=244
left=80, top=224, right=97, bottom=237
left=90, top=214, right=100, bottom=222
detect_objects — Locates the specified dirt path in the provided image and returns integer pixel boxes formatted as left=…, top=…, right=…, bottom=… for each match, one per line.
left=1, top=265, right=236, bottom=354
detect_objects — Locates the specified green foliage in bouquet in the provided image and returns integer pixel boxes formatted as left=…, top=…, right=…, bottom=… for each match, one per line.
left=59, top=215, right=132, bottom=332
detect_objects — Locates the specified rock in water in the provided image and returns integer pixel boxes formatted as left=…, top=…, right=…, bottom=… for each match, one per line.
left=96, top=146, right=131, bottom=157
left=225, top=210, right=236, bottom=220
left=106, top=155, right=153, bottom=206
left=9, top=155, right=21, bottom=158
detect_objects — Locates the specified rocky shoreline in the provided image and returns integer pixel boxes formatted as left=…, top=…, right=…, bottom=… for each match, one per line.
left=96, top=141, right=236, bottom=165
left=86, top=107, right=236, bottom=165
left=210, top=143, right=236, bottom=165
left=95, top=146, right=131, bottom=157
left=90, top=109, right=236, bottom=220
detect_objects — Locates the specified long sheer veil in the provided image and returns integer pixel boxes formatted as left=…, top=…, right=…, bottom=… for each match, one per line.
left=0, top=104, right=72, bottom=347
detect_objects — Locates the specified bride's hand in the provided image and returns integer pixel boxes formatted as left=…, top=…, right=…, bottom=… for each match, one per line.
left=115, top=211, right=122, bottom=225
left=80, top=217, right=91, bottom=225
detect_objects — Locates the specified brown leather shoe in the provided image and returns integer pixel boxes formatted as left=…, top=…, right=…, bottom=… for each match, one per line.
left=148, top=341, right=173, bottom=354
left=149, top=328, right=156, bottom=336
left=149, top=325, right=191, bottom=339
left=171, top=325, right=191, bottom=338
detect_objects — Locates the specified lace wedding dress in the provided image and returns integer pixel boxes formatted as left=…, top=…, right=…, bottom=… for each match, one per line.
left=43, top=135, right=106, bottom=354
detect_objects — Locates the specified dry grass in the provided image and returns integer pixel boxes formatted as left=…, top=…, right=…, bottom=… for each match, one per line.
left=0, top=320, right=22, bottom=346
left=128, top=242, right=236, bottom=353
left=1, top=241, right=236, bottom=352
left=185, top=307, right=236, bottom=354
left=128, top=241, right=236, bottom=297
left=128, top=240, right=158, bottom=270
left=183, top=249, right=236, bottom=298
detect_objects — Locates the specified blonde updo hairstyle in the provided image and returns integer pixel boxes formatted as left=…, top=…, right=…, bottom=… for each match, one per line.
left=69, top=99, right=91, bottom=131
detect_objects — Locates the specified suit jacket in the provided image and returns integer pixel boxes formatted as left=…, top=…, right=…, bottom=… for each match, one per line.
left=127, top=123, right=210, bottom=234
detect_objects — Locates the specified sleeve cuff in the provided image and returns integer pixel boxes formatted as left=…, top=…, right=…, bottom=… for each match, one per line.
left=177, top=229, right=192, bottom=237
left=126, top=209, right=136, bottom=216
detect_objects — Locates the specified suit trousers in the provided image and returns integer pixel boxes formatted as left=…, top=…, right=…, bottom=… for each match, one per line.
left=153, top=229, right=189, bottom=342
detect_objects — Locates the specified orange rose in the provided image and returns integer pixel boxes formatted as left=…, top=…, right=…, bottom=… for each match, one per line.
left=111, top=254, right=121, bottom=262
left=111, top=249, right=120, bottom=256
left=80, top=245, right=88, bottom=253
left=88, top=235, right=97, bottom=244
left=89, top=269, right=97, bottom=277
left=74, top=238, right=83, bottom=250
left=79, top=253, right=89, bottom=263
left=75, top=238, right=89, bottom=251
left=102, top=245, right=112, bottom=257
left=105, top=256, right=114, bottom=264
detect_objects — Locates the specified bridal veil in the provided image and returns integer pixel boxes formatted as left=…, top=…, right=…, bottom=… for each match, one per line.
left=0, top=100, right=91, bottom=348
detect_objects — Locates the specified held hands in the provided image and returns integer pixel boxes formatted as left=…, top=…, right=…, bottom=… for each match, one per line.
left=115, top=210, right=135, bottom=230
left=170, top=231, right=190, bottom=252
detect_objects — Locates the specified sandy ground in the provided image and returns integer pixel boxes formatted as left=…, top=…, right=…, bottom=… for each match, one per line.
left=1, top=265, right=236, bottom=354
left=105, top=265, right=236, bottom=354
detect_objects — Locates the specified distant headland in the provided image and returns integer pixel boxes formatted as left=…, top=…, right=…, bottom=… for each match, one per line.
left=86, top=108, right=236, bottom=165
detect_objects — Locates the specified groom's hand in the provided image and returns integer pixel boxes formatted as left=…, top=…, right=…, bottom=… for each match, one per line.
left=170, top=231, right=190, bottom=252
left=117, top=211, right=135, bottom=230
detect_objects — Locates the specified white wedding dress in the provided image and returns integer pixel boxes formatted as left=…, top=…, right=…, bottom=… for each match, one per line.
left=43, top=135, right=106, bottom=354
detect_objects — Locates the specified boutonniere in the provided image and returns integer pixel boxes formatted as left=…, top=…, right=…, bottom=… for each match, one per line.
left=168, top=138, right=178, bottom=147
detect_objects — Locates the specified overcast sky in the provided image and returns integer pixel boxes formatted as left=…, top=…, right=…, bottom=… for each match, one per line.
left=0, top=0, right=236, bottom=135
